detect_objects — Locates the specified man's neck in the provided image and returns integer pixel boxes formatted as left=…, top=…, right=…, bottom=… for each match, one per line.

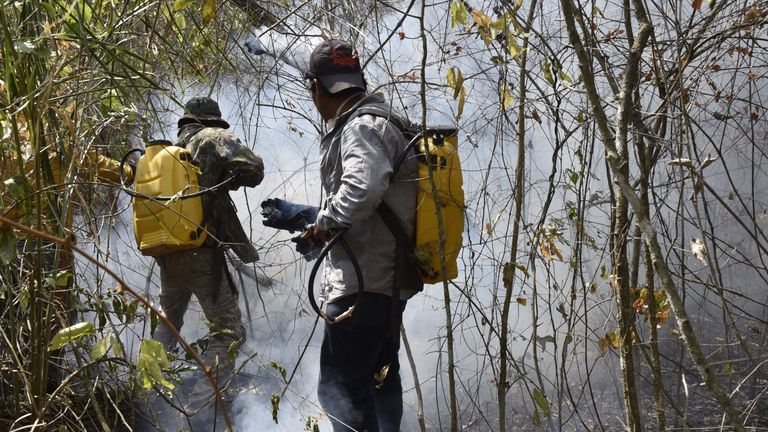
left=327, top=92, right=366, bottom=127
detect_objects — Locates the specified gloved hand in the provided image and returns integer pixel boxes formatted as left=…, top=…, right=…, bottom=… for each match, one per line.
left=260, top=198, right=319, bottom=233
left=291, top=233, right=321, bottom=261
left=261, top=198, right=322, bottom=260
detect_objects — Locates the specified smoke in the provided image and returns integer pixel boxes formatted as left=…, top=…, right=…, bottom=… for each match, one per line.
left=68, top=1, right=768, bottom=430
left=241, top=26, right=323, bottom=77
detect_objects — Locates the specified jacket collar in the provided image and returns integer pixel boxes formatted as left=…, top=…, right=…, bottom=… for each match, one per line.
left=176, top=124, right=207, bottom=147
left=325, top=92, right=387, bottom=136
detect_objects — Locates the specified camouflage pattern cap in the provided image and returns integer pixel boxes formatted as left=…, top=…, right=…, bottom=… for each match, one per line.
left=178, top=96, right=230, bottom=129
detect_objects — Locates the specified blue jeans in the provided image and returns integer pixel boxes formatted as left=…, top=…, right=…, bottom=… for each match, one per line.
left=318, top=293, right=406, bottom=432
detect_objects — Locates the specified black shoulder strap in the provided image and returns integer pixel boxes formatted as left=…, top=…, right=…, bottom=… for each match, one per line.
left=377, top=202, right=414, bottom=249
left=378, top=201, right=423, bottom=343
left=353, top=107, right=423, bottom=341
left=352, top=107, right=415, bottom=254
left=346, top=106, right=409, bottom=133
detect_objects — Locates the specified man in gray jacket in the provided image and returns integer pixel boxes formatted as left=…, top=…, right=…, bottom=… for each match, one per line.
left=304, top=39, right=422, bottom=432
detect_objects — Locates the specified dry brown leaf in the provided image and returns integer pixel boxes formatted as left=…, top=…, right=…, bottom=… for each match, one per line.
left=693, top=0, right=702, bottom=10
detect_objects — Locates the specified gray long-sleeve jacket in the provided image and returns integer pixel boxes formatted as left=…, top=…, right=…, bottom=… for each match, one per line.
left=316, top=93, right=421, bottom=303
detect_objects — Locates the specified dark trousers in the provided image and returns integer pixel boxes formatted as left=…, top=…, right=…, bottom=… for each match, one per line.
left=318, top=293, right=406, bottom=432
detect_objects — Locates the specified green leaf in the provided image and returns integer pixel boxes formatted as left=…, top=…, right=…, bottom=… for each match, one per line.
left=568, top=169, right=580, bottom=185
left=91, top=336, right=110, bottom=359
left=150, top=309, right=159, bottom=336
left=227, top=341, right=239, bottom=362
left=559, top=70, right=573, bottom=84
left=112, top=337, right=124, bottom=357
left=533, top=387, right=550, bottom=417
left=112, top=297, right=123, bottom=320
left=490, top=16, right=507, bottom=33
left=449, top=1, right=468, bottom=28
left=100, top=88, right=123, bottom=112
left=19, top=285, right=29, bottom=310
left=202, top=0, right=216, bottom=24
left=137, top=339, right=174, bottom=389
left=532, top=409, right=541, bottom=426
left=446, top=67, right=464, bottom=99
left=4, top=175, right=33, bottom=219
left=456, top=86, right=467, bottom=120
left=541, top=60, right=555, bottom=86
left=64, top=1, right=94, bottom=35
left=0, top=226, right=17, bottom=267
left=500, top=84, right=514, bottom=110
left=507, top=36, right=522, bottom=59
left=126, top=300, right=139, bottom=322
left=49, top=322, right=95, bottom=351
left=40, top=2, right=56, bottom=16
left=161, top=3, right=188, bottom=38
left=271, top=393, right=280, bottom=423
left=269, top=360, right=287, bottom=383
left=0, top=118, right=10, bottom=141
left=45, top=270, right=72, bottom=288
left=3, top=175, right=32, bottom=201
left=172, top=0, right=196, bottom=11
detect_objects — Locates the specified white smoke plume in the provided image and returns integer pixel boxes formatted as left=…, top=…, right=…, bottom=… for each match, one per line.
left=242, top=26, right=324, bottom=77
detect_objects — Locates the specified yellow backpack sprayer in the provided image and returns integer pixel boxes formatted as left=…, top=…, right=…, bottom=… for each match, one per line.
left=124, top=140, right=207, bottom=256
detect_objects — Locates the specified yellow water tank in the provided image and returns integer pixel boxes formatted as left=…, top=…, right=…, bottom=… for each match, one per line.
left=132, top=140, right=207, bottom=256
left=414, top=129, right=464, bottom=284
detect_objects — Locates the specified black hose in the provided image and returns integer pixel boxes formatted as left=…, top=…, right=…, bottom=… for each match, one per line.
left=393, top=132, right=423, bottom=177
left=119, top=147, right=144, bottom=188
left=307, top=228, right=365, bottom=324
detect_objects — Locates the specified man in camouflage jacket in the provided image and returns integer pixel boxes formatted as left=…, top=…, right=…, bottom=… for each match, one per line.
left=153, top=96, right=263, bottom=426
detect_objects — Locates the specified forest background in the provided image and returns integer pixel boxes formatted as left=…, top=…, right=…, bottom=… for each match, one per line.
left=1, top=0, right=768, bottom=431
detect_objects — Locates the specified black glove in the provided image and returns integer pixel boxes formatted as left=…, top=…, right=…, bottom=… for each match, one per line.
left=260, top=198, right=319, bottom=233
left=291, top=234, right=321, bottom=261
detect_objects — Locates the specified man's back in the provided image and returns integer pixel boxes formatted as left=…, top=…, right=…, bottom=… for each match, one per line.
left=316, top=93, right=420, bottom=302
left=178, top=124, right=263, bottom=263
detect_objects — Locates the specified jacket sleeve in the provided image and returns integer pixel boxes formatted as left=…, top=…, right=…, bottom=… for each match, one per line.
left=84, top=149, right=133, bottom=184
left=316, top=116, right=399, bottom=231
left=220, top=132, right=264, bottom=189
left=225, top=143, right=264, bottom=189
left=193, top=130, right=264, bottom=189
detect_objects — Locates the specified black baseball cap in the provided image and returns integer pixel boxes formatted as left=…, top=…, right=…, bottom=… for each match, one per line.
left=178, top=96, right=230, bottom=129
left=307, top=39, right=366, bottom=94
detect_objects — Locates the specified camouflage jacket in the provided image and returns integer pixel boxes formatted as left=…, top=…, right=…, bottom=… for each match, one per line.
left=177, top=124, right=264, bottom=263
